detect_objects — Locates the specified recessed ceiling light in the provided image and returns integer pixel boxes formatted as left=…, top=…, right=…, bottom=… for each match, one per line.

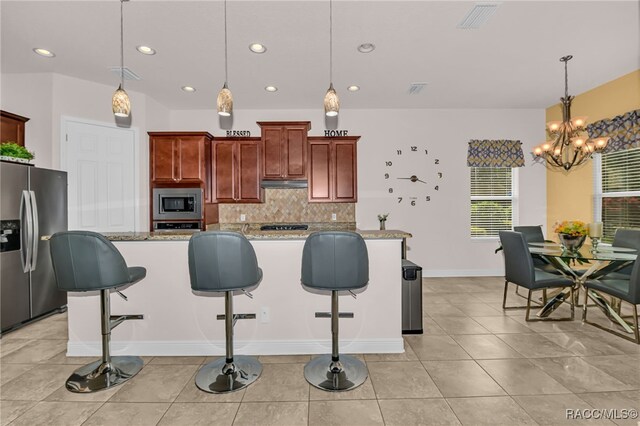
left=136, top=45, right=156, bottom=55
left=181, top=86, right=196, bottom=92
left=265, top=86, right=278, bottom=92
left=347, top=85, right=360, bottom=92
left=249, top=43, right=267, bottom=53
left=33, top=48, right=55, bottom=58
left=357, top=43, right=375, bottom=53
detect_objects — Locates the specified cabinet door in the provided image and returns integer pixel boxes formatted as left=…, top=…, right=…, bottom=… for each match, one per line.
left=177, top=137, right=204, bottom=183
left=334, top=140, right=357, bottom=202
left=284, top=127, right=307, bottom=179
left=262, top=127, right=283, bottom=178
left=214, top=141, right=236, bottom=202
left=150, top=137, right=176, bottom=182
left=308, top=141, right=332, bottom=202
left=237, top=142, right=262, bottom=202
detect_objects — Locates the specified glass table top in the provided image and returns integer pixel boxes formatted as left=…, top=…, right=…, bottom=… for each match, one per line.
left=528, top=242, right=638, bottom=261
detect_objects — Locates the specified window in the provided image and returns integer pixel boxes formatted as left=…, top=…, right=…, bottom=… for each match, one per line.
left=470, top=167, right=517, bottom=238
left=594, top=147, right=640, bottom=243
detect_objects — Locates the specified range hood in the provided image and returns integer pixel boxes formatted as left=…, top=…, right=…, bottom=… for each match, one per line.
left=260, top=180, right=308, bottom=189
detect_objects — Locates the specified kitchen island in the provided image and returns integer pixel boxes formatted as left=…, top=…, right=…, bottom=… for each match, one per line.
left=65, top=229, right=411, bottom=357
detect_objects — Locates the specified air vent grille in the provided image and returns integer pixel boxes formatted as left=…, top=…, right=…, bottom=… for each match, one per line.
left=109, top=66, right=142, bottom=81
left=408, top=82, right=428, bottom=95
left=458, top=3, right=500, bottom=29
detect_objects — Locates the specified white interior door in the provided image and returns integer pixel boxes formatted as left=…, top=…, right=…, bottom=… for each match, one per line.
left=64, top=120, right=137, bottom=232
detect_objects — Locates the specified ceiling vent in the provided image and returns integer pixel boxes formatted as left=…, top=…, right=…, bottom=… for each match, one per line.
left=109, top=66, right=141, bottom=80
left=457, top=3, right=500, bottom=29
left=408, top=82, right=428, bottom=95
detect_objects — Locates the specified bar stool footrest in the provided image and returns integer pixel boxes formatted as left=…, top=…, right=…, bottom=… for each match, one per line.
left=195, top=355, right=262, bottom=394
left=304, top=354, right=368, bottom=392
left=66, top=356, right=143, bottom=393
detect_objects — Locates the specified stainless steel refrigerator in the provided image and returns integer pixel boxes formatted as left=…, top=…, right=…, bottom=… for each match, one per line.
left=1, top=162, right=68, bottom=333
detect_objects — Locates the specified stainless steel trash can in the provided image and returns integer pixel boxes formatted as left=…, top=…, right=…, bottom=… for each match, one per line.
left=402, top=260, right=423, bottom=334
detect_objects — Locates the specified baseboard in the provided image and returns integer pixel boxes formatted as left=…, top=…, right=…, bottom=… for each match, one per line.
left=66, top=338, right=405, bottom=357
left=422, top=269, right=503, bottom=277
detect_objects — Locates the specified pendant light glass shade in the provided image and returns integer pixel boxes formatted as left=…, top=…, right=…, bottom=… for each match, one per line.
left=112, top=84, right=131, bottom=118
left=217, top=83, right=233, bottom=117
left=324, top=83, right=339, bottom=117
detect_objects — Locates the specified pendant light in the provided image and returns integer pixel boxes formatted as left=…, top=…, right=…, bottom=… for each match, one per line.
left=112, top=0, right=131, bottom=118
left=217, top=0, right=233, bottom=117
left=324, top=0, right=339, bottom=117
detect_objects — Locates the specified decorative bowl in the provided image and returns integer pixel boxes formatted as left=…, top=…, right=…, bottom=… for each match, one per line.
left=558, top=233, right=586, bottom=252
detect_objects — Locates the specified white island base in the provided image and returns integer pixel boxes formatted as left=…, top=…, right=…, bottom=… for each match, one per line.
left=66, top=238, right=405, bottom=357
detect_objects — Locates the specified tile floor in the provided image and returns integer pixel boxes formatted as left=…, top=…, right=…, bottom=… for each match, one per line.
left=1, top=276, right=639, bottom=425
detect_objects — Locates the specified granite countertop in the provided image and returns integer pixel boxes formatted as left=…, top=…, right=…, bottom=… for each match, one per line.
left=95, top=227, right=411, bottom=242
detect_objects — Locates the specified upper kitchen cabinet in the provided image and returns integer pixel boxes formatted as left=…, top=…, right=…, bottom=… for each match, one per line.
left=213, top=137, right=263, bottom=203
left=308, top=136, right=359, bottom=203
left=1, top=110, right=29, bottom=147
left=258, top=121, right=310, bottom=180
left=149, top=132, right=213, bottom=186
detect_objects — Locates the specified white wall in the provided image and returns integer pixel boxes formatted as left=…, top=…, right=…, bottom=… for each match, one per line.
left=1, top=71, right=545, bottom=275
left=170, top=107, right=546, bottom=276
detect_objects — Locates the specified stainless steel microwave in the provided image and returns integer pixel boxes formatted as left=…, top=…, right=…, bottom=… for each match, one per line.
left=153, top=188, right=202, bottom=221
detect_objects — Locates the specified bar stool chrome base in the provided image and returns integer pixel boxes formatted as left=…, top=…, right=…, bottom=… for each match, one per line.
left=195, top=356, right=262, bottom=393
left=304, top=354, right=368, bottom=392
left=66, top=356, right=144, bottom=393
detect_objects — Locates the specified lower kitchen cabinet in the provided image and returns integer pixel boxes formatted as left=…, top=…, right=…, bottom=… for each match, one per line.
left=213, top=138, right=263, bottom=203
left=308, top=137, right=359, bottom=202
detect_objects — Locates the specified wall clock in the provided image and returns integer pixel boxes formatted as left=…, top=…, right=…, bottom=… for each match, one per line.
left=383, top=145, right=443, bottom=206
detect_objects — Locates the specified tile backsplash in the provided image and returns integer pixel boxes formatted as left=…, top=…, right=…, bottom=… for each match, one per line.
left=218, top=188, right=355, bottom=223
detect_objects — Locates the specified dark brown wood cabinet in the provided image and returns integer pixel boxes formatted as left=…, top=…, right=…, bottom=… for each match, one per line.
left=258, top=121, right=310, bottom=180
left=213, top=137, right=263, bottom=203
left=308, top=137, right=359, bottom=203
left=149, top=132, right=212, bottom=187
left=1, top=110, right=30, bottom=146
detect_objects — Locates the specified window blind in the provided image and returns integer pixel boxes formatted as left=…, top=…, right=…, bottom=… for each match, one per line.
left=600, top=147, right=640, bottom=243
left=470, top=167, right=513, bottom=237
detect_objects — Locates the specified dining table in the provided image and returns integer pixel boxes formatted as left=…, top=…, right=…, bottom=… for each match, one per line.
left=528, top=242, right=638, bottom=333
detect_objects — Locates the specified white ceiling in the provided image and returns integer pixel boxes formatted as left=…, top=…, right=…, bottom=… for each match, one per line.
left=2, top=1, right=639, bottom=110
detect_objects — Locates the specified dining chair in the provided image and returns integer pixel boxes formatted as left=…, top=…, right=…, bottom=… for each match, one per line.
left=611, top=228, right=640, bottom=277
left=583, top=256, right=640, bottom=344
left=499, top=231, right=575, bottom=321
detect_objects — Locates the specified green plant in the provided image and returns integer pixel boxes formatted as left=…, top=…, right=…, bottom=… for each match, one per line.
left=0, top=142, right=35, bottom=160
left=554, top=220, right=587, bottom=236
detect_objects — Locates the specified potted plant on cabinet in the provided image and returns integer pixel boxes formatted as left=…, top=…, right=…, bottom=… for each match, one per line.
left=0, top=142, right=35, bottom=164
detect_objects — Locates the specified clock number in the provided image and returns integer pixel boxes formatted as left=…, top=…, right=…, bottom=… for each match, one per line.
left=397, top=150, right=402, bottom=155
left=426, top=196, right=431, bottom=201
left=434, top=185, right=439, bottom=191
left=438, top=172, right=443, bottom=178
left=411, top=200, right=416, bottom=206
left=385, top=161, right=393, bottom=166
left=425, top=149, right=428, bottom=155
left=384, top=173, right=389, bottom=179
left=397, top=197, right=403, bottom=203
left=435, top=159, right=440, bottom=164
left=411, top=146, right=417, bottom=152
left=388, top=188, right=393, bottom=193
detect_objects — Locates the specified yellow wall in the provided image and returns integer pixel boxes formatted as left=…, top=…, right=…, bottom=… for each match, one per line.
left=546, top=69, right=640, bottom=235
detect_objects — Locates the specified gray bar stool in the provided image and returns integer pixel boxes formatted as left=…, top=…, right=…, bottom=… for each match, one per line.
left=301, top=231, right=369, bottom=391
left=49, top=231, right=146, bottom=393
left=188, top=231, right=263, bottom=393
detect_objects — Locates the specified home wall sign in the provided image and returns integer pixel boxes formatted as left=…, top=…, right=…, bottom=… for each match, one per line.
left=324, top=130, right=349, bottom=137
left=226, top=130, right=251, bottom=137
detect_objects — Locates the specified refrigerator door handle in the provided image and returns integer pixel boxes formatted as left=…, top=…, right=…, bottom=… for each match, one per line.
left=29, top=190, right=39, bottom=271
left=19, top=190, right=33, bottom=273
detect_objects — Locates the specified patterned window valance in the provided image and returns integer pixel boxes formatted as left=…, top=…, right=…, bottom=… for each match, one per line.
left=586, top=109, right=640, bottom=153
left=466, top=139, right=525, bottom=168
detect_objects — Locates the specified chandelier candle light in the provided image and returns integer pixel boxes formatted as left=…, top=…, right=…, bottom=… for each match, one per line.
left=533, top=55, right=609, bottom=171
left=112, top=0, right=131, bottom=118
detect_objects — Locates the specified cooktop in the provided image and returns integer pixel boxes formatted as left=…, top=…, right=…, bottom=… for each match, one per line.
left=259, top=224, right=309, bottom=231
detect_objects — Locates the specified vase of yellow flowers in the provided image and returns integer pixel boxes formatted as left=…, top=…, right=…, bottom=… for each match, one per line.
left=554, top=220, right=587, bottom=252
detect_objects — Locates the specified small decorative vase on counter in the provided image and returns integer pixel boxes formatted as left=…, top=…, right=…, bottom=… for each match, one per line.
left=379, top=220, right=386, bottom=230
left=558, top=233, right=586, bottom=253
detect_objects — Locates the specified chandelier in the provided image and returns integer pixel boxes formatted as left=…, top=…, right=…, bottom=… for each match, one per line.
left=112, top=0, right=130, bottom=118
left=533, top=55, right=609, bottom=171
